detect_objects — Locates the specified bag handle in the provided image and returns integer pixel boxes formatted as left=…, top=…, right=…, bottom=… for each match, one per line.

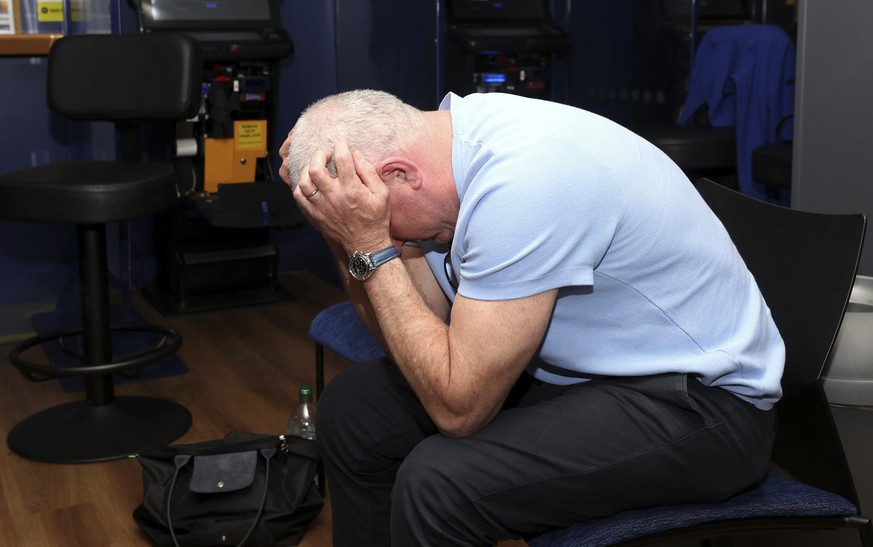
left=166, top=448, right=277, bottom=547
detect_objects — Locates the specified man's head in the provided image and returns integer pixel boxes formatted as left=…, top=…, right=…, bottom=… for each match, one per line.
left=284, top=90, right=425, bottom=190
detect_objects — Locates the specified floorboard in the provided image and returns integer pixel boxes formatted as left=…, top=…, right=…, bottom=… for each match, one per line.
left=0, top=271, right=527, bottom=546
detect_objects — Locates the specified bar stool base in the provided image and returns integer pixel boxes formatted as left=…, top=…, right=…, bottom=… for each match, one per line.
left=7, top=396, right=191, bottom=463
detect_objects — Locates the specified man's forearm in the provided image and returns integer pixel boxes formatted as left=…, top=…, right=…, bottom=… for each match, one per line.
left=359, top=254, right=557, bottom=437
left=324, top=237, right=389, bottom=352
left=359, top=257, right=471, bottom=434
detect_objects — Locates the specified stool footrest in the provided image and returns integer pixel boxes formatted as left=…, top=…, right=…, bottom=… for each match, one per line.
left=10, top=324, right=182, bottom=381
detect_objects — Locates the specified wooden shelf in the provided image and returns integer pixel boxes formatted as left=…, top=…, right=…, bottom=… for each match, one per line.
left=0, top=34, right=64, bottom=56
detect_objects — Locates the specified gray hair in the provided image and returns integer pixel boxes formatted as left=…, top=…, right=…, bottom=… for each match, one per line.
left=285, top=89, right=425, bottom=188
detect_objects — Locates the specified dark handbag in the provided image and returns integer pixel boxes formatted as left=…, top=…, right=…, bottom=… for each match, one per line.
left=132, top=432, right=323, bottom=546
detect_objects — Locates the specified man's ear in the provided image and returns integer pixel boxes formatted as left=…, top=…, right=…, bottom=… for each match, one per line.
left=379, top=158, right=423, bottom=189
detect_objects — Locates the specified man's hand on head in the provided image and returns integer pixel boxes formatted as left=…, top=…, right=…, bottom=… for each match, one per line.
left=291, top=139, right=393, bottom=254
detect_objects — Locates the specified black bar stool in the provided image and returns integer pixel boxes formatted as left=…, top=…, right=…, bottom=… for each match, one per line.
left=0, top=34, right=202, bottom=463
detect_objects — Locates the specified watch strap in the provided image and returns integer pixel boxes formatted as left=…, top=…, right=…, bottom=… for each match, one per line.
left=369, top=245, right=401, bottom=268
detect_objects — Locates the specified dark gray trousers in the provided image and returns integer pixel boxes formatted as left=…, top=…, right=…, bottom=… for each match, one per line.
left=317, top=358, right=776, bottom=546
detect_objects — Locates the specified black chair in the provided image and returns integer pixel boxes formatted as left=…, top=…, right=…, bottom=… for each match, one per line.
left=635, top=112, right=737, bottom=187
left=751, top=141, right=792, bottom=188
left=529, top=178, right=872, bottom=546
left=752, top=115, right=794, bottom=190
left=0, top=34, right=201, bottom=463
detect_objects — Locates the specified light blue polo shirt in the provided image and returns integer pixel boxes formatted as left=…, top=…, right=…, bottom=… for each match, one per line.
left=417, top=92, right=784, bottom=410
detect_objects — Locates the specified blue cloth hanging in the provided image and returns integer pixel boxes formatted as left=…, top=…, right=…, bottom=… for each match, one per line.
left=680, top=24, right=795, bottom=204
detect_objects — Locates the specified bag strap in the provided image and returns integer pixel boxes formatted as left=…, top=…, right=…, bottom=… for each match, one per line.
left=166, top=449, right=277, bottom=547
left=167, top=455, right=190, bottom=547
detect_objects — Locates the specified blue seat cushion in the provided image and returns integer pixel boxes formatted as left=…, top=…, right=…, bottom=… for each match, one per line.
left=528, top=474, right=859, bottom=547
left=308, top=301, right=386, bottom=363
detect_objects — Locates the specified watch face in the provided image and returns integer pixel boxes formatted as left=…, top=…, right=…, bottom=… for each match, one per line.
left=348, top=252, right=374, bottom=280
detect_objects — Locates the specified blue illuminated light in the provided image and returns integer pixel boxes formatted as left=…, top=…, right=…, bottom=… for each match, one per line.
left=483, top=73, right=507, bottom=84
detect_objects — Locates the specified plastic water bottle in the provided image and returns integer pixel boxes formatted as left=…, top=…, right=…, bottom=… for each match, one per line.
left=287, top=384, right=317, bottom=440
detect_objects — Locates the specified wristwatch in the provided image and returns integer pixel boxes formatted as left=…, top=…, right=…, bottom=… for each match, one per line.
left=348, top=246, right=401, bottom=281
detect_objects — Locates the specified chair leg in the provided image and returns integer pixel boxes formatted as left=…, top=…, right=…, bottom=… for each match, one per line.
left=315, top=343, right=325, bottom=401
left=314, top=342, right=326, bottom=496
left=80, top=221, right=114, bottom=406
left=6, top=223, right=191, bottom=464
left=859, top=517, right=873, bottom=547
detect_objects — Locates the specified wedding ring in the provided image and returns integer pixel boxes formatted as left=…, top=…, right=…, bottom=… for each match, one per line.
left=306, top=188, right=320, bottom=199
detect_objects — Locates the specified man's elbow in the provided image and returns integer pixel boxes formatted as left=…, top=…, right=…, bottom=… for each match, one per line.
left=433, top=410, right=494, bottom=438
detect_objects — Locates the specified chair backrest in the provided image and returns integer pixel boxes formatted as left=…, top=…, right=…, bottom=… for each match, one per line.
left=695, top=178, right=866, bottom=503
left=47, top=33, right=202, bottom=122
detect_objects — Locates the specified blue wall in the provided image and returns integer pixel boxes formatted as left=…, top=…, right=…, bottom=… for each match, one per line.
left=0, top=56, right=78, bottom=308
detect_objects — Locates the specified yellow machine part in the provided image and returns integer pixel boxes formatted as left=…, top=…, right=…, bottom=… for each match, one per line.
left=204, top=119, right=268, bottom=193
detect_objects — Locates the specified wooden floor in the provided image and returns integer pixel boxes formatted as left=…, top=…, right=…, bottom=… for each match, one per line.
left=0, top=271, right=527, bottom=546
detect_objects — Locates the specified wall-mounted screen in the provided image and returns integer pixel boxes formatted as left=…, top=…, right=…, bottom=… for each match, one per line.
left=448, top=0, right=548, bottom=22
left=134, top=0, right=276, bottom=31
